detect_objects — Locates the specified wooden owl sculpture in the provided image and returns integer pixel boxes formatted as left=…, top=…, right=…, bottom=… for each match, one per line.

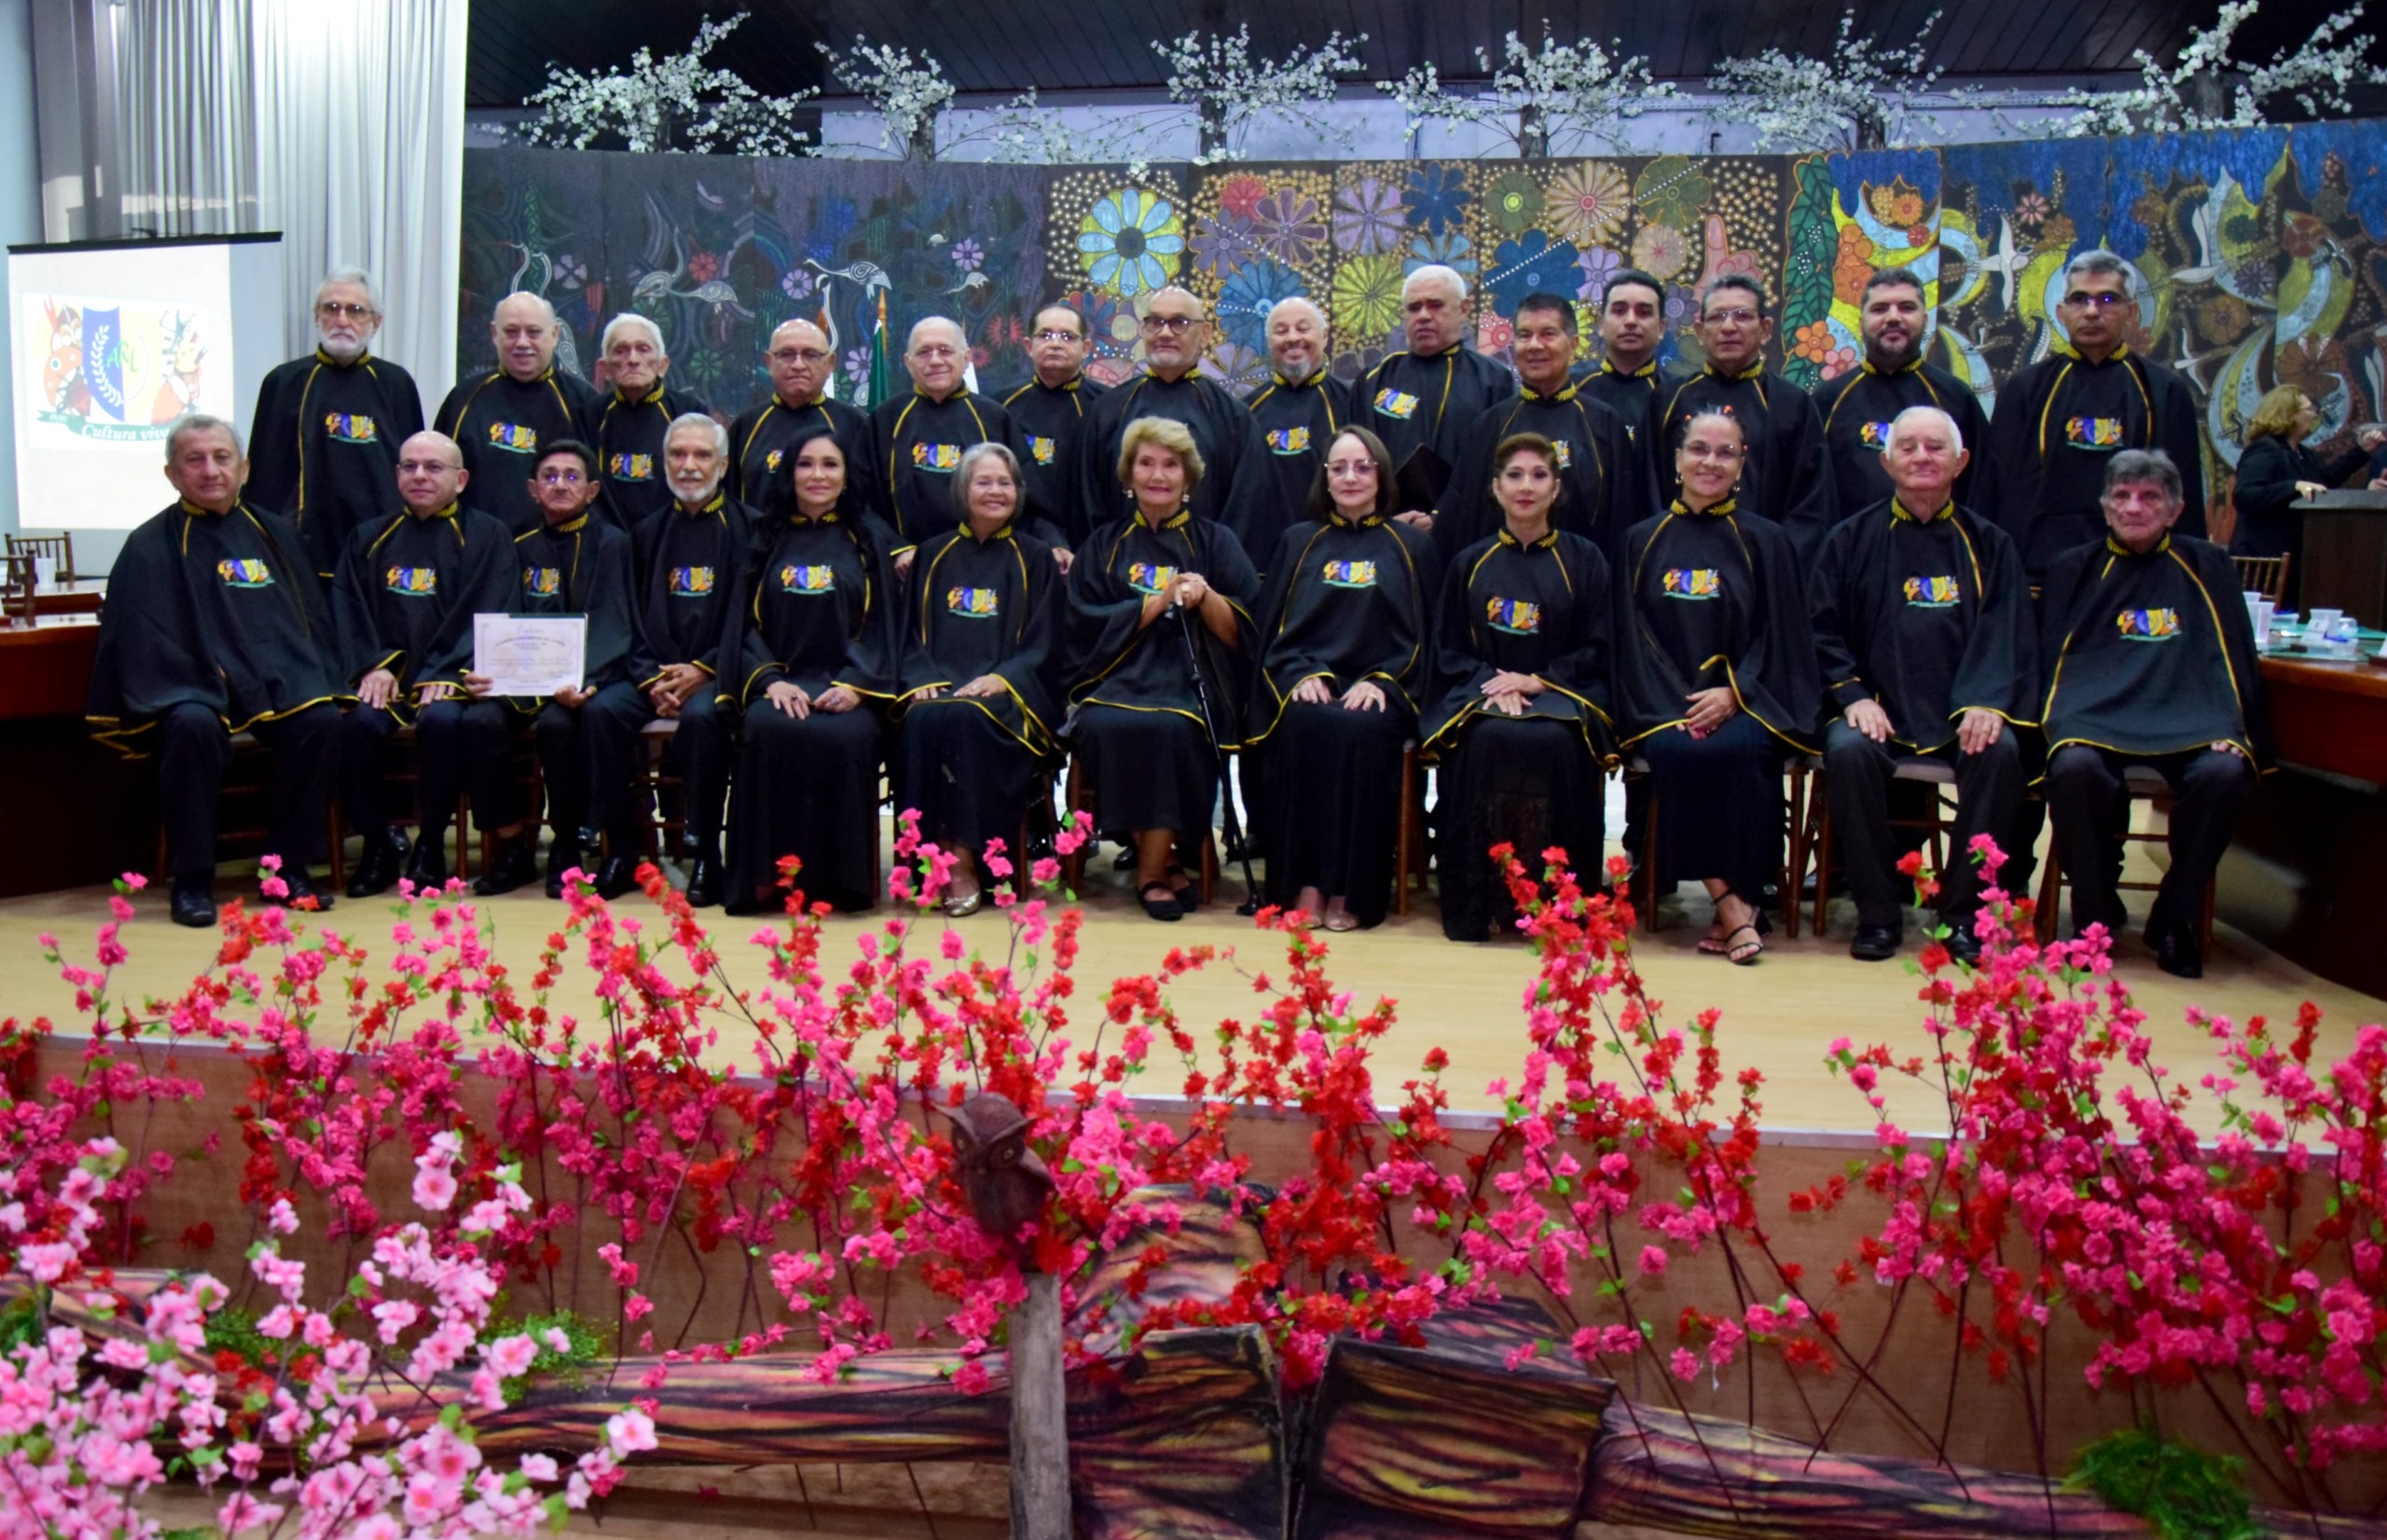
left=944, top=1092, right=1055, bottom=1252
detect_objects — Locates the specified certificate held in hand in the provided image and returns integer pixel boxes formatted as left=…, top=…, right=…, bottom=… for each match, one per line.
left=475, top=613, right=587, bottom=697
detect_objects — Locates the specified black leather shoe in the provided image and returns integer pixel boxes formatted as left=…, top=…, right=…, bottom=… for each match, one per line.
left=593, top=856, right=638, bottom=901
left=2154, top=922, right=2203, bottom=980
left=347, top=828, right=407, bottom=898
left=474, top=839, right=540, bottom=896
left=1943, top=928, right=1984, bottom=967
left=272, top=871, right=336, bottom=912
left=683, top=857, right=724, bottom=908
left=170, top=874, right=216, bottom=928
left=1849, top=923, right=1901, bottom=961
left=402, top=837, right=448, bottom=893
left=545, top=838, right=584, bottom=900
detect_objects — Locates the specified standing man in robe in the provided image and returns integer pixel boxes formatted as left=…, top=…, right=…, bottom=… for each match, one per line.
left=586, top=414, right=750, bottom=904
left=1002, top=303, right=1109, bottom=554
left=1656, top=275, right=1837, bottom=559
left=1357, top=264, right=1514, bottom=521
left=1241, top=296, right=1350, bottom=567
left=1076, top=287, right=1272, bottom=541
left=1813, top=268, right=1994, bottom=523
left=331, top=432, right=522, bottom=896
left=433, top=292, right=598, bottom=535
left=1578, top=266, right=1674, bottom=459
left=730, top=317, right=868, bottom=507
left=579, top=313, right=711, bottom=532
left=245, top=268, right=424, bottom=578
left=1432, top=292, right=1645, bottom=567
left=1991, top=251, right=2206, bottom=584
left=88, top=416, right=343, bottom=926
left=1811, top=406, right=2034, bottom=964
left=866, top=316, right=1022, bottom=569
left=2038, top=450, right=2266, bottom=979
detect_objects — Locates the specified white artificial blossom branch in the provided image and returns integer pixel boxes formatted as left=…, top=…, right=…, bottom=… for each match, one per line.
left=518, top=12, right=817, bottom=156
left=1379, top=28, right=1676, bottom=156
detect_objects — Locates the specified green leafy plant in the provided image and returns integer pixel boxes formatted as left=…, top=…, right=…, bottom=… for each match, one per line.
left=2065, top=1427, right=2259, bottom=1540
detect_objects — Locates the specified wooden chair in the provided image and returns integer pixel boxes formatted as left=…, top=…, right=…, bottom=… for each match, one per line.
left=152, top=730, right=340, bottom=885
left=1793, top=754, right=1958, bottom=937
left=616, top=719, right=687, bottom=860
left=0, top=554, right=33, bottom=626
left=1061, top=755, right=1218, bottom=906
left=2231, top=553, right=2289, bottom=606
left=5, top=531, right=75, bottom=584
left=2032, top=763, right=2216, bottom=954
left=1390, top=743, right=1432, bottom=917
left=1628, top=755, right=1803, bottom=939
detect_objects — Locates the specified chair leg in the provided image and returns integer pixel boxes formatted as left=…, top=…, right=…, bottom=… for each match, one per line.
left=1781, top=762, right=1806, bottom=942
left=1811, top=778, right=1836, bottom=941
left=2034, top=843, right=2063, bottom=946
left=1394, top=748, right=1416, bottom=918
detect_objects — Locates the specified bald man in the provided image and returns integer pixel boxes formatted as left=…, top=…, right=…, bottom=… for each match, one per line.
left=1075, top=285, right=1271, bottom=543
left=864, top=316, right=1028, bottom=566
left=433, top=292, right=600, bottom=533
left=577, top=312, right=711, bottom=532
left=1244, top=296, right=1352, bottom=564
left=1001, top=303, right=1110, bottom=549
left=331, top=431, right=525, bottom=896
left=1352, top=265, right=1514, bottom=516
left=729, top=318, right=868, bottom=507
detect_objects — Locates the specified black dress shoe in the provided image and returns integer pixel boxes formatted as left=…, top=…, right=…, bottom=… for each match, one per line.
left=2154, top=922, right=2203, bottom=980
left=683, top=857, right=724, bottom=908
left=1943, top=928, right=1984, bottom=967
left=271, top=871, right=336, bottom=912
left=1849, top=923, right=1901, bottom=961
left=545, top=838, right=584, bottom=901
left=170, top=875, right=217, bottom=928
left=347, top=828, right=408, bottom=899
left=474, top=839, right=541, bottom=896
left=402, top=838, right=448, bottom=892
left=593, top=856, right=638, bottom=901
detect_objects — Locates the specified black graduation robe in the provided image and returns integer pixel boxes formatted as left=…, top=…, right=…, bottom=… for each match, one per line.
left=1810, top=359, right=1995, bottom=523
left=1655, top=365, right=1838, bottom=562
left=1432, top=383, right=1649, bottom=569
left=1423, top=528, right=1614, bottom=756
left=2036, top=532, right=2271, bottom=769
left=1065, top=509, right=1261, bottom=746
left=1247, top=514, right=1440, bottom=742
left=1577, top=357, right=1671, bottom=451
left=632, top=492, right=751, bottom=685
left=507, top=512, right=640, bottom=710
left=1615, top=499, right=1820, bottom=753
left=330, top=502, right=517, bottom=709
left=1808, top=499, right=2035, bottom=752
left=1354, top=345, right=1517, bottom=503
left=899, top=522, right=1062, bottom=753
left=244, top=350, right=426, bottom=577
left=1076, top=371, right=1273, bottom=543
left=728, top=392, right=870, bottom=509
left=578, top=382, right=713, bottom=532
left=865, top=388, right=1020, bottom=555
left=88, top=500, right=342, bottom=755
left=1990, top=347, right=2207, bottom=580
left=1242, top=372, right=1352, bottom=566
left=1001, top=375, right=1110, bottom=548
left=432, top=367, right=600, bottom=536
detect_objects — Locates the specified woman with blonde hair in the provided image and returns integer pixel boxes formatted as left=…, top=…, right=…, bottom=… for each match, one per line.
left=2231, top=383, right=2380, bottom=605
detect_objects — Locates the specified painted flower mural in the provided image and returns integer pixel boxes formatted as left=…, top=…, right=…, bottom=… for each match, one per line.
left=1333, top=177, right=1403, bottom=255
left=1635, top=157, right=1713, bottom=230
left=1402, top=164, right=1470, bottom=238
left=1633, top=223, right=1690, bottom=281
left=1486, top=171, right=1546, bottom=236
left=1547, top=161, right=1632, bottom=246
left=1217, top=173, right=1269, bottom=223
left=1080, top=187, right=1185, bottom=298
left=1331, top=254, right=1406, bottom=346
left=1407, top=230, right=1476, bottom=279
left=1250, top=189, right=1328, bottom=267
left=1486, top=230, right=1583, bottom=317
left=1577, top=245, right=1623, bottom=302
left=1217, top=257, right=1307, bottom=353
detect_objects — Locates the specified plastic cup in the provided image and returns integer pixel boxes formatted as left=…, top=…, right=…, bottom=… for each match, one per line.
left=2249, top=598, right=2274, bottom=646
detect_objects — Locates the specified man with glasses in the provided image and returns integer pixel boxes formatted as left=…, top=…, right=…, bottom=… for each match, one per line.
left=1076, top=286, right=1270, bottom=540
left=1655, top=274, right=1836, bottom=560
left=434, top=292, right=599, bottom=535
left=1244, top=296, right=1350, bottom=565
left=730, top=318, right=867, bottom=507
left=245, top=269, right=425, bottom=578
left=579, top=313, right=711, bottom=532
left=1812, top=267, right=1994, bottom=522
left=1002, top=304, right=1109, bottom=556
left=1989, top=251, right=2205, bottom=584
left=865, top=315, right=1020, bottom=571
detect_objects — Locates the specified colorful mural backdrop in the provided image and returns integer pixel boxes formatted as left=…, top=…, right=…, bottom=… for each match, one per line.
left=461, top=122, right=2387, bottom=511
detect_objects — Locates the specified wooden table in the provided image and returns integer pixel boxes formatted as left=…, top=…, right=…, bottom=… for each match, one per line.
left=0, top=614, right=146, bottom=897
left=31, top=578, right=106, bottom=616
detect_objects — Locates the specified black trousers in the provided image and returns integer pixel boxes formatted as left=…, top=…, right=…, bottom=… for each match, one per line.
left=585, top=682, right=732, bottom=859
left=1640, top=714, right=1782, bottom=905
left=1824, top=722, right=2026, bottom=930
left=158, top=702, right=336, bottom=880
left=2044, top=745, right=2254, bottom=940
left=339, top=698, right=525, bottom=844
left=532, top=700, right=591, bottom=842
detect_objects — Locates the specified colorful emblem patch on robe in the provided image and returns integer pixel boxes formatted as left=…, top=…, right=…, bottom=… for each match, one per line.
left=1661, top=568, right=1720, bottom=599
left=946, top=585, right=1000, bottom=618
left=1485, top=596, right=1540, bottom=635
left=779, top=564, right=835, bottom=595
left=216, top=558, right=274, bottom=588
left=1321, top=559, right=1378, bottom=588
left=2116, top=607, right=2181, bottom=641
left=324, top=411, right=378, bottom=444
left=523, top=566, right=561, bottom=598
left=1549, top=439, right=1573, bottom=470
left=1857, top=419, right=1896, bottom=450
left=910, top=442, right=962, bottom=473
left=1903, top=574, right=1962, bottom=608
left=1028, top=435, right=1057, bottom=466
left=608, top=451, right=655, bottom=482
left=1126, top=562, right=1177, bottom=596
left=2065, top=416, right=2126, bottom=449
left=384, top=565, right=437, bottom=597
left=1373, top=388, right=1418, bottom=420
left=487, top=422, right=538, bottom=454
left=765, top=448, right=785, bottom=473
left=669, top=566, right=717, bottom=598
left=1266, top=426, right=1311, bottom=456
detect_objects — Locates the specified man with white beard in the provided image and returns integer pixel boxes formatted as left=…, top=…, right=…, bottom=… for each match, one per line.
left=1243, top=296, right=1351, bottom=567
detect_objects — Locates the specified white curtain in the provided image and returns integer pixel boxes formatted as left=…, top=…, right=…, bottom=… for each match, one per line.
left=111, top=0, right=465, bottom=403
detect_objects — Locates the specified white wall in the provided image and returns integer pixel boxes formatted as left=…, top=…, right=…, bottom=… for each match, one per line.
left=0, top=0, right=45, bottom=539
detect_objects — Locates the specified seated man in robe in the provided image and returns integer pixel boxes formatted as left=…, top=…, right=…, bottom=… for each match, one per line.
left=1810, top=406, right=2034, bottom=965
left=2039, top=449, right=2270, bottom=978
left=88, top=415, right=344, bottom=926
left=331, top=432, right=523, bottom=895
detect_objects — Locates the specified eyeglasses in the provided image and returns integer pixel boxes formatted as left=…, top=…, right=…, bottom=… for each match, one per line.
left=1140, top=314, right=1199, bottom=334
left=1326, top=460, right=1377, bottom=477
left=1681, top=443, right=1745, bottom=461
left=318, top=301, right=376, bottom=320
left=537, top=470, right=586, bottom=485
left=1034, top=328, right=1084, bottom=343
left=911, top=345, right=959, bottom=361
left=396, top=460, right=462, bottom=474
left=2064, top=291, right=2130, bottom=308
left=1703, top=309, right=1760, bottom=325
left=769, top=348, right=830, bottom=364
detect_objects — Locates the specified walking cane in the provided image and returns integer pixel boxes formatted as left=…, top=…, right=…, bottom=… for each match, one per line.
left=1174, top=599, right=1262, bottom=916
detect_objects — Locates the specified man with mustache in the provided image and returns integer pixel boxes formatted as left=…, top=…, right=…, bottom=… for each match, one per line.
left=1811, top=267, right=1993, bottom=521
left=1577, top=266, right=1675, bottom=468
left=1001, top=303, right=1110, bottom=557
left=730, top=317, right=868, bottom=507
left=1243, top=296, right=1351, bottom=565
left=1355, top=265, right=1514, bottom=520
left=433, top=292, right=599, bottom=535
left=1075, top=287, right=1271, bottom=545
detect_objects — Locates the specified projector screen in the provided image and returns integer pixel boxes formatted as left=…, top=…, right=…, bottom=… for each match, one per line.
left=7, top=233, right=283, bottom=530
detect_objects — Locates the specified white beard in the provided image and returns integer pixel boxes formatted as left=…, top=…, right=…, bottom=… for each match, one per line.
left=319, top=334, right=366, bottom=364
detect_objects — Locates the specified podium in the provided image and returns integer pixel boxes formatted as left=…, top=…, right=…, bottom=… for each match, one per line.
left=2295, top=488, right=2387, bottom=627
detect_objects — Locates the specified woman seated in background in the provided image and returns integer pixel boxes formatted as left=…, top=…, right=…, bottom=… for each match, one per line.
left=894, top=442, right=1061, bottom=917
left=1245, top=427, right=1438, bottom=931
left=2231, top=382, right=2383, bottom=610
left=1614, top=408, right=1817, bottom=965
left=1424, top=433, right=1614, bottom=943
left=720, top=427, right=899, bottom=914
left=1063, top=417, right=1259, bottom=922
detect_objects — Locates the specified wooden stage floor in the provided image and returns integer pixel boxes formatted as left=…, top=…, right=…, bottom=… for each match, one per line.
left=3, top=830, right=2377, bottom=1142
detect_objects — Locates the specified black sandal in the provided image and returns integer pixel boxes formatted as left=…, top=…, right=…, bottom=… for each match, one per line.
left=1722, top=924, right=1764, bottom=965
left=1138, top=882, right=1184, bottom=922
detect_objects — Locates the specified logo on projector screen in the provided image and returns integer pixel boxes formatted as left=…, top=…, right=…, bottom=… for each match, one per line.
left=28, top=296, right=210, bottom=443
